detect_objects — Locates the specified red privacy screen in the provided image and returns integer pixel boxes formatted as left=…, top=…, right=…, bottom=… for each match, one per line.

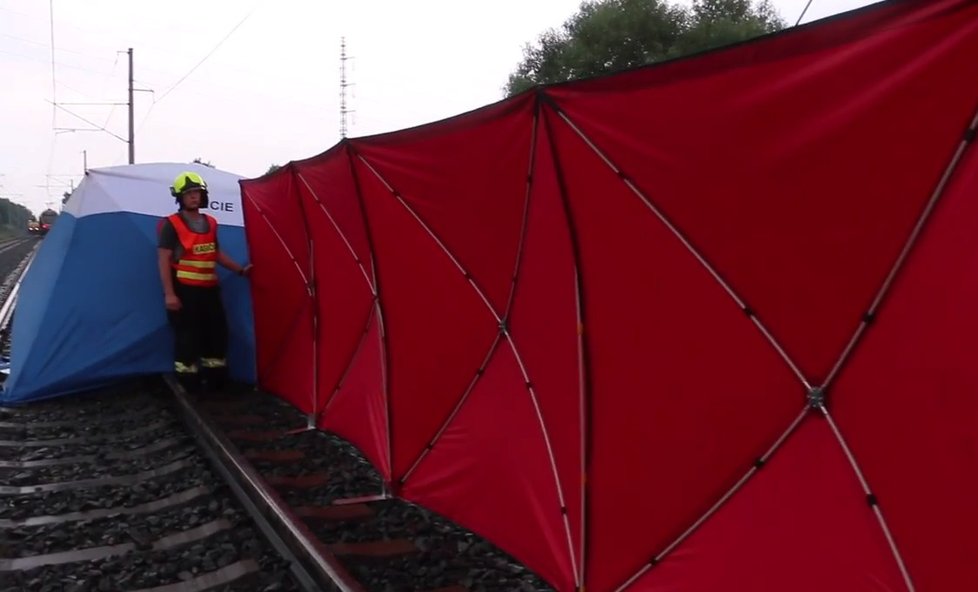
left=241, top=1, right=978, bottom=590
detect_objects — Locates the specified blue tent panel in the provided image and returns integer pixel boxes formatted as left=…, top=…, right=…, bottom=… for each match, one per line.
left=1, top=163, right=254, bottom=405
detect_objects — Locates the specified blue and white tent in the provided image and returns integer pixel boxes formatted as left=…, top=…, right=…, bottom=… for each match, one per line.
left=0, top=162, right=255, bottom=404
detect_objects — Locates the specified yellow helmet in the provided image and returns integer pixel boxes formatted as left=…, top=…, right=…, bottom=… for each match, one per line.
left=169, top=171, right=209, bottom=208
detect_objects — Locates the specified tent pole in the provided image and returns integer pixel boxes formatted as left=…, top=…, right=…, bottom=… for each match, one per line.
left=541, top=94, right=590, bottom=590
left=297, top=172, right=376, bottom=296
left=819, top=406, right=916, bottom=591
left=821, top=107, right=978, bottom=391
left=287, top=165, right=321, bottom=427
left=280, top=165, right=320, bottom=432
left=356, top=155, right=503, bottom=324
left=612, top=406, right=810, bottom=591
left=357, top=135, right=582, bottom=585
left=295, top=170, right=383, bottom=432
left=398, top=334, right=502, bottom=483
left=308, top=244, right=318, bottom=430
left=244, top=194, right=312, bottom=289
left=314, top=306, right=376, bottom=423
left=807, top=108, right=978, bottom=592
left=244, top=184, right=318, bottom=429
left=244, top=191, right=318, bottom=411
left=345, top=142, right=396, bottom=492
left=550, top=106, right=812, bottom=393
left=501, top=103, right=539, bottom=321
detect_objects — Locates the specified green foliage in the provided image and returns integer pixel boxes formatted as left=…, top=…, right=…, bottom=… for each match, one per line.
left=506, top=0, right=784, bottom=96
left=266, top=164, right=282, bottom=175
left=0, top=197, right=36, bottom=235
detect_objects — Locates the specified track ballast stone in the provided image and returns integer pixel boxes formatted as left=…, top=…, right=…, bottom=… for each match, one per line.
left=0, top=381, right=303, bottom=592
left=0, top=489, right=241, bottom=557
left=0, top=444, right=195, bottom=487
left=208, top=387, right=557, bottom=592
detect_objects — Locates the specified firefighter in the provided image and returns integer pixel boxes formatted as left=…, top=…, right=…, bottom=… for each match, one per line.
left=157, top=171, right=251, bottom=393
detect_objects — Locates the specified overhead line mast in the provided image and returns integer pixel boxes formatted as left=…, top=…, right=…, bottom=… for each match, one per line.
left=340, top=37, right=354, bottom=139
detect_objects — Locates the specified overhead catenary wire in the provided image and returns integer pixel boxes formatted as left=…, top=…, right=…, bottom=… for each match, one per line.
left=1, top=31, right=117, bottom=63
left=48, top=101, right=127, bottom=143
left=48, top=0, right=56, bottom=128
left=97, top=51, right=122, bottom=114
left=153, top=9, right=255, bottom=105
left=45, top=0, right=57, bottom=203
left=129, top=5, right=258, bottom=164
left=0, top=47, right=119, bottom=77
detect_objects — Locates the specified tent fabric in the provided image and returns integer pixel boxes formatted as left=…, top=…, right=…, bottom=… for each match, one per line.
left=1, top=163, right=255, bottom=405
left=241, top=1, right=978, bottom=590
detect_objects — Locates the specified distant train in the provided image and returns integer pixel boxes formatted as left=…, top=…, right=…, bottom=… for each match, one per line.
left=29, top=209, right=59, bottom=237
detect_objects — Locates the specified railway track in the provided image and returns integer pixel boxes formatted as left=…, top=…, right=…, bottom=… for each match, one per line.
left=0, top=243, right=312, bottom=591
left=179, top=386, right=552, bottom=592
left=0, top=382, right=308, bottom=592
left=0, top=238, right=41, bottom=360
left=0, top=238, right=553, bottom=592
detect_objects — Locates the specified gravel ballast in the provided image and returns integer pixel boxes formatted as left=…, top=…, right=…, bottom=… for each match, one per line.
left=0, top=382, right=303, bottom=592
left=207, top=386, right=557, bottom=592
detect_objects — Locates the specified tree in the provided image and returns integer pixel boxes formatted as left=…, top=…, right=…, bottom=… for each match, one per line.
left=0, top=198, right=36, bottom=233
left=677, top=0, right=784, bottom=55
left=505, top=0, right=784, bottom=96
left=266, top=164, right=282, bottom=175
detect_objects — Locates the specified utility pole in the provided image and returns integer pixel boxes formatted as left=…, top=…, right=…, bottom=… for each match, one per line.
left=128, top=47, right=135, bottom=164
left=82, top=150, right=88, bottom=173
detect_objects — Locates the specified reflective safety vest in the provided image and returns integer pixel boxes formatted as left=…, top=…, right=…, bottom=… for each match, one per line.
left=168, top=213, right=219, bottom=287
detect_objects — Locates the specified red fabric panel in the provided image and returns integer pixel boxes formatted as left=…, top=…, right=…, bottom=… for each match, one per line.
left=293, top=147, right=374, bottom=281
left=319, top=310, right=390, bottom=480
left=547, top=0, right=978, bottom=383
left=294, top=157, right=376, bottom=415
left=507, top=113, right=583, bottom=583
left=545, top=105, right=803, bottom=592
left=351, top=155, right=498, bottom=481
left=832, top=144, right=978, bottom=592
left=238, top=3, right=978, bottom=591
left=241, top=170, right=315, bottom=413
left=402, top=342, right=575, bottom=592
left=630, top=416, right=908, bottom=592
left=352, top=95, right=534, bottom=314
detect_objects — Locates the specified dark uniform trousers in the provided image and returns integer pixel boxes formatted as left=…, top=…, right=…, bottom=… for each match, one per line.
left=168, top=279, right=229, bottom=391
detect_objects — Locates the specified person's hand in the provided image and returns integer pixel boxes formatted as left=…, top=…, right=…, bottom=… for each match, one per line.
left=240, top=264, right=253, bottom=278
left=165, top=293, right=182, bottom=311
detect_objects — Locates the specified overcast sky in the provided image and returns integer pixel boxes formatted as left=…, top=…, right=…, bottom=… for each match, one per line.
left=2, top=0, right=877, bottom=216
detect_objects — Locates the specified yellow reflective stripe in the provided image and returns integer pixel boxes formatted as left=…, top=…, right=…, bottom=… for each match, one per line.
left=175, top=362, right=198, bottom=374
left=178, top=259, right=216, bottom=269
left=200, top=358, right=227, bottom=368
left=176, top=270, right=218, bottom=281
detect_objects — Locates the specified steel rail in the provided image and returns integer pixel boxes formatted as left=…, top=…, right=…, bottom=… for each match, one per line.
left=165, top=375, right=364, bottom=592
